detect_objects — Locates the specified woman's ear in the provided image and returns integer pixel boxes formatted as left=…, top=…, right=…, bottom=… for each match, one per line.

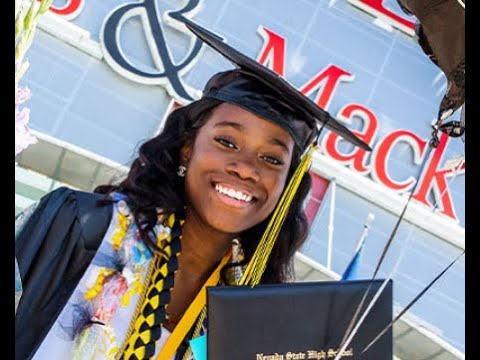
left=179, top=140, right=194, bottom=166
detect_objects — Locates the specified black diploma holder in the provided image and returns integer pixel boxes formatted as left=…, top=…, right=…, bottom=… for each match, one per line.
left=207, top=279, right=393, bottom=360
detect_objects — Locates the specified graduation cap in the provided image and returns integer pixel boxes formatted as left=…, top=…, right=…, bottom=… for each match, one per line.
left=178, top=19, right=371, bottom=286
left=182, top=18, right=371, bottom=152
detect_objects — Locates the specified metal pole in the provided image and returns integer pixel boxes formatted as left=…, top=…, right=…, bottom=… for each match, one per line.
left=327, top=179, right=336, bottom=270
left=356, top=213, right=375, bottom=253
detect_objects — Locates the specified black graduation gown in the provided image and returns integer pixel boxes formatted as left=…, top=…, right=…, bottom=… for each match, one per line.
left=15, top=187, right=113, bottom=360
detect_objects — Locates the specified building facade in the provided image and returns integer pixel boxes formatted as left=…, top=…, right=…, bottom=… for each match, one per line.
left=15, top=0, right=465, bottom=358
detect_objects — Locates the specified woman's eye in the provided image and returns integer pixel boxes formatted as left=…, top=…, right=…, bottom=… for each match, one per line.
left=215, top=137, right=237, bottom=149
left=261, top=155, right=284, bottom=166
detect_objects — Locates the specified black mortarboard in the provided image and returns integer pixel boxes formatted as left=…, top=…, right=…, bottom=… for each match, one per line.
left=182, top=19, right=371, bottom=152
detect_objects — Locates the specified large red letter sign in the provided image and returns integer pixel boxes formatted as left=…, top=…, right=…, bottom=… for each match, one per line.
left=257, top=27, right=352, bottom=111
left=371, top=130, right=427, bottom=192
left=257, top=26, right=286, bottom=76
left=322, top=104, right=378, bottom=175
left=413, top=133, right=462, bottom=220
left=347, top=0, right=415, bottom=36
left=300, top=65, right=354, bottom=111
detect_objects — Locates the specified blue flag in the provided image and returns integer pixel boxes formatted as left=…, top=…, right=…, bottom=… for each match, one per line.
left=341, top=213, right=374, bottom=281
left=341, top=242, right=364, bottom=281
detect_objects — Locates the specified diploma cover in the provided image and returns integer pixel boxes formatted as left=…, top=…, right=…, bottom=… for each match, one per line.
left=207, top=279, right=392, bottom=360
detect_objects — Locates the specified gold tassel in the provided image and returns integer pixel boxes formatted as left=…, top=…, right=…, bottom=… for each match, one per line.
left=240, top=143, right=317, bottom=286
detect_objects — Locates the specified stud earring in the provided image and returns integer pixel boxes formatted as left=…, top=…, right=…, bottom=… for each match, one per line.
left=177, top=165, right=187, bottom=177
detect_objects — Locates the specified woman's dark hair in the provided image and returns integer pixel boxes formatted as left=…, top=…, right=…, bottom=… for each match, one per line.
left=95, top=98, right=312, bottom=284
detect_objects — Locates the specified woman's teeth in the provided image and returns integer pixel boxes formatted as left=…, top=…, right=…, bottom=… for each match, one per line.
left=215, top=184, right=253, bottom=202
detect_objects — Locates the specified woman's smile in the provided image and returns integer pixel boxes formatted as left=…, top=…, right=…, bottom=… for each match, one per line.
left=213, top=182, right=255, bottom=208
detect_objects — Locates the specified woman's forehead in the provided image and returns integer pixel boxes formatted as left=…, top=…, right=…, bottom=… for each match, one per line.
left=203, top=103, right=295, bottom=147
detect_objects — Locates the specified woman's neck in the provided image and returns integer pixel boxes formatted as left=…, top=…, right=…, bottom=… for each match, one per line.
left=179, top=210, right=234, bottom=276
left=162, top=210, right=235, bottom=330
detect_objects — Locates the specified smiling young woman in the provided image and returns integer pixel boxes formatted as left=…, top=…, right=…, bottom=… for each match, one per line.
left=182, top=102, right=295, bottom=236
left=15, top=21, right=368, bottom=360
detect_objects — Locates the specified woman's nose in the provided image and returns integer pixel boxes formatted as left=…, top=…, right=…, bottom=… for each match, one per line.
left=225, top=154, right=261, bottom=183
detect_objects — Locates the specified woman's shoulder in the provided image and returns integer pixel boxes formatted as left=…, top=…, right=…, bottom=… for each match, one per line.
left=38, top=186, right=112, bottom=212
left=16, top=186, right=114, bottom=249
left=53, top=187, right=115, bottom=247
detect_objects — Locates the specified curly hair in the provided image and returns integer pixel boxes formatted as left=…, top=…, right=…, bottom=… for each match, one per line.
left=95, top=97, right=312, bottom=284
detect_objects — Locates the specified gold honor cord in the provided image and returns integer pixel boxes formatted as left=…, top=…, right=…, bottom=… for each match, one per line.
left=240, top=143, right=317, bottom=286
left=155, top=252, right=231, bottom=360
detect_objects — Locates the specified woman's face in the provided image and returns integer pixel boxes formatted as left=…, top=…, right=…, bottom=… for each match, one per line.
left=182, top=102, right=295, bottom=235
